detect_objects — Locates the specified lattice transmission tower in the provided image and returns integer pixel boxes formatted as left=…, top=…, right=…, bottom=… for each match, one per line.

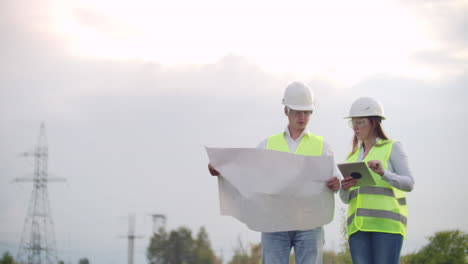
left=14, top=123, right=65, bottom=264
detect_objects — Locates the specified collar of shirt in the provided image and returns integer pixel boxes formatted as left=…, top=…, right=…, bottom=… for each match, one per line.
left=283, top=126, right=310, bottom=142
left=360, top=137, right=382, bottom=150
left=358, top=137, right=382, bottom=160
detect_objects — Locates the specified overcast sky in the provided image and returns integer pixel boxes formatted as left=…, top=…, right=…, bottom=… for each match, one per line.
left=1, top=0, right=467, bottom=263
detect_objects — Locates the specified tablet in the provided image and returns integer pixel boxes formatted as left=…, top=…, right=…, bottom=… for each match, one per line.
left=337, top=162, right=376, bottom=186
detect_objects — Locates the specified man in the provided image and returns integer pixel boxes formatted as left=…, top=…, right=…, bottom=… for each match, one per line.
left=209, top=82, right=340, bottom=264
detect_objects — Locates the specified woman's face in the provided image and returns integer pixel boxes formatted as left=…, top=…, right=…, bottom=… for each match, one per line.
left=350, top=117, right=373, bottom=141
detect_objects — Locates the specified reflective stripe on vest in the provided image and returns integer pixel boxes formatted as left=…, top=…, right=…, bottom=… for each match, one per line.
left=348, top=209, right=408, bottom=226
left=349, top=187, right=407, bottom=206
left=346, top=139, right=408, bottom=238
left=266, top=132, right=323, bottom=156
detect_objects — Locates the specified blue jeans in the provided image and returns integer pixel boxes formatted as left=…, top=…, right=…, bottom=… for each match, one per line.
left=349, top=231, right=403, bottom=264
left=261, top=227, right=324, bottom=264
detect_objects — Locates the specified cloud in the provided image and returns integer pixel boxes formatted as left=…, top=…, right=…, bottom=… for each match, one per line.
left=0, top=0, right=66, bottom=55
left=72, top=7, right=139, bottom=38
left=405, top=0, right=468, bottom=45
left=411, top=49, right=468, bottom=77
left=401, top=0, right=468, bottom=74
left=0, top=0, right=281, bottom=123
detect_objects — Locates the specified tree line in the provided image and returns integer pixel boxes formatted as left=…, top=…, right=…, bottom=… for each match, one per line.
left=2, top=228, right=466, bottom=264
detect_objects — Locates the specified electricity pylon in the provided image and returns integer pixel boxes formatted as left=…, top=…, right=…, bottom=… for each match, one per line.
left=14, top=123, right=65, bottom=264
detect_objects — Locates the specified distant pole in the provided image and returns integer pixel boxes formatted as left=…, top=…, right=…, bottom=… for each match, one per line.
left=14, top=123, right=66, bottom=264
left=121, top=214, right=143, bottom=264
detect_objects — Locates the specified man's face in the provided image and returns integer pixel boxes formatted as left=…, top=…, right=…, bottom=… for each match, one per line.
left=285, top=107, right=312, bottom=131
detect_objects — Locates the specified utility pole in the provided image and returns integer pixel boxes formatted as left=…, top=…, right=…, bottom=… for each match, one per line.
left=14, top=123, right=65, bottom=264
left=120, top=214, right=143, bottom=264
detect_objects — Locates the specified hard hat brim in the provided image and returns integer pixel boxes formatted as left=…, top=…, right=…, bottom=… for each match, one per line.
left=344, top=115, right=386, bottom=120
left=284, top=103, right=315, bottom=111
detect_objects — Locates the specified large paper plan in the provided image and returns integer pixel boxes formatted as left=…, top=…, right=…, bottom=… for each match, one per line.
left=205, top=147, right=335, bottom=232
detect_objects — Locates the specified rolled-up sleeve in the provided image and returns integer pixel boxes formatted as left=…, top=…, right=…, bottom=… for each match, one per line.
left=382, top=141, right=415, bottom=192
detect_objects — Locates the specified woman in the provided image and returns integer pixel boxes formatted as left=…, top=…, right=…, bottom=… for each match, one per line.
left=340, top=97, right=414, bottom=264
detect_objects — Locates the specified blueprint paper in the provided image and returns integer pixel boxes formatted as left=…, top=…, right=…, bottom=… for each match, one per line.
left=205, top=147, right=335, bottom=232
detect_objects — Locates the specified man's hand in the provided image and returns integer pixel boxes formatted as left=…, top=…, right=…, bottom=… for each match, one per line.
left=341, top=176, right=358, bottom=191
left=326, top=176, right=340, bottom=191
left=208, top=163, right=220, bottom=176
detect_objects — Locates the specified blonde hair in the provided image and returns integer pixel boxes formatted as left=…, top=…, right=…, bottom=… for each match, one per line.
left=348, top=116, right=390, bottom=158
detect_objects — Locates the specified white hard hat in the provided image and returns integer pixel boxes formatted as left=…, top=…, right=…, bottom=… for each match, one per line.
left=282, top=82, right=315, bottom=111
left=346, top=97, right=386, bottom=119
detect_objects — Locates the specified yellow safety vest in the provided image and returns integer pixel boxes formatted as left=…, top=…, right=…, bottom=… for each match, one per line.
left=266, top=132, right=323, bottom=156
left=346, top=139, right=408, bottom=238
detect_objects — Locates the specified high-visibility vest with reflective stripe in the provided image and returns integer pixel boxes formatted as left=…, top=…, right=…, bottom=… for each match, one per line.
left=346, top=139, right=408, bottom=238
left=266, top=132, right=323, bottom=156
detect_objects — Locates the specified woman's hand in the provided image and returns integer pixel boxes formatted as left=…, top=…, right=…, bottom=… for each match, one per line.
left=326, top=176, right=340, bottom=191
left=341, top=176, right=358, bottom=191
left=208, top=163, right=220, bottom=176
left=367, top=160, right=384, bottom=176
